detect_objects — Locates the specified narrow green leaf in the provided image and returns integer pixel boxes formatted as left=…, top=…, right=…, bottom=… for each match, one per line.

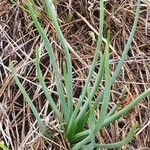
left=63, top=61, right=69, bottom=97
left=45, top=0, right=73, bottom=120
left=95, top=124, right=138, bottom=149
left=71, top=130, right=89, bottom=143
left=76, top=54, right=105, bottom=124
left=0, top=143, right=8, bottom=150
left=110, top=0, right=141, bottom=85
left=66, top=0, right=105, bottom=138
left=94, top=0, right=141, bottom=107
left=103, top=88, right=150, bottom=127
left=35, top=46, right=64, bottom=124
left=106, top=104, right=118, bottom=118
left=72, top=136, right=90, bottom=150
left=88, top=105, right=96, bottom=149
left=27, top=2, right=68, bottom=122
left=10, top=63, right=50, bottom=137
left=95, top=31, right=111, bottom=132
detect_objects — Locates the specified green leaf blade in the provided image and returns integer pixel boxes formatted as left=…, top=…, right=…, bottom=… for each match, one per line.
left=10, top=63, right=49, bottom=137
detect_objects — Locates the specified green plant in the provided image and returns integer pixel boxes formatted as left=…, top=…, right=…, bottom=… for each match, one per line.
left=10, top=0, right=150, bottom=149
left=0, top=142, right=8, bottom=150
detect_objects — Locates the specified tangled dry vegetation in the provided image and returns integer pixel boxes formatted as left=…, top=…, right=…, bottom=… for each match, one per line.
left=0, top=0, right=150, bottom=150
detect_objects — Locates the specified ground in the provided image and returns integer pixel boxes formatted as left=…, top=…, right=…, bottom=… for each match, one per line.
left=0, top=0, right=150, bottom=150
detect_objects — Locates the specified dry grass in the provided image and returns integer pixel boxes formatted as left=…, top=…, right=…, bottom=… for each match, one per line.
left=0, top=0, right=150, bottom=150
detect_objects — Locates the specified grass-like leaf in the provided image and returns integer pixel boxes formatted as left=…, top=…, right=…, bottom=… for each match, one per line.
left=66, top=0, right=105, bottom=138
left=75, top=55, right=105, bottom=123
left=0, top=143, right=8, bottom=150
left=27, top=1, right=68, bottom=122
left=103, top=88, right=150, bottom=127
left=74, top=0, right=141, bottom=129
left=35, top=46, right=64, bottom=124
left=95, top=31, right=111, bottom=132
left=45, top=0, right=73, bottom=121
left=95, top=124, right=138, bottom=149
left=94, top=0, right=141, bottom=106
left=10, top=63, right=50, bottom=137
left=10, top=0, right=150, bottom=149
left=88, top=105, right=96, bottom=149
